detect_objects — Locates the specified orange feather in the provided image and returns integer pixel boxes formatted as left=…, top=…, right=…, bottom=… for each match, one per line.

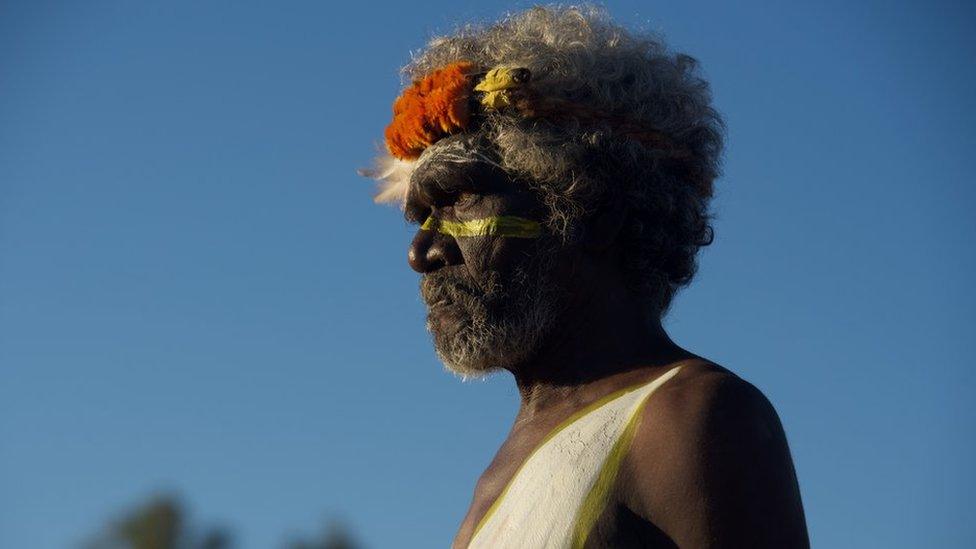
left=385, top=61, right=477, bottom=160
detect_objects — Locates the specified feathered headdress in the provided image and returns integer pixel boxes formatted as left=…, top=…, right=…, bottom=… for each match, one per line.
left=365, top=62, right=693, bottom=205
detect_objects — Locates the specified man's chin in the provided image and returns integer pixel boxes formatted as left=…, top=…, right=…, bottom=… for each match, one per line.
left=436, top=348, right=501, bottom=380
left=430, top=335, right=502, bottom=380
left=426, top=309, right=502, bottom=379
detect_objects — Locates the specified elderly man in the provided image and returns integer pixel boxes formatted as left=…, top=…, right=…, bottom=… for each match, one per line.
left=365, top=6, right=808, bottom=548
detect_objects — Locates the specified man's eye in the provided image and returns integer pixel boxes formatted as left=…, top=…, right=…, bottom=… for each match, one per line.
left=405, top=205, right=428, bottom=225
left=454, top=192, right=481, bottom=209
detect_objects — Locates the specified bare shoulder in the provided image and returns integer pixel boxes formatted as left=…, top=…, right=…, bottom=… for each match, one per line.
left=627, top=360, right=790, bottom=496
left=647, top=360, right=780, bottom=438
left=619, top=359, right=809, bottom=548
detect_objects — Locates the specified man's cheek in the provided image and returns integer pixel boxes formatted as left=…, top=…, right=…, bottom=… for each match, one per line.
left=457, top=237, right=498, bottom=278
left=472, top=236, right=533, bottom=274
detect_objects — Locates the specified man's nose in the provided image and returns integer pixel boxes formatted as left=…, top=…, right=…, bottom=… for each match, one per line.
left=408, top=228, right=462, bottom=273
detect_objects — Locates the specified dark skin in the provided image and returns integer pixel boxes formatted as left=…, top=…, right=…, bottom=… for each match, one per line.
left=406, top=160, right=809, bottom=548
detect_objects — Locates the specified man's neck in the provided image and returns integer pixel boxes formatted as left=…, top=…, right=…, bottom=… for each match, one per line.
left=506, top=284, right=693, bottom=421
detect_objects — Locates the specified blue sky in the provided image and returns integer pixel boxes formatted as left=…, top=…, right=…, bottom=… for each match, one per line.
left=1, top=1, right=974, bottom=547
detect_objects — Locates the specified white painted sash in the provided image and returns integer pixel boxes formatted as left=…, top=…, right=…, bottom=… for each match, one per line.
left=468, top=365, right=684, bottom=549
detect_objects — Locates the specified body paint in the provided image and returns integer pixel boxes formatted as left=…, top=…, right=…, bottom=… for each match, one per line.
left=421, top=215, right=542, bottom=238
left=467, top=366, right=686, bottom=548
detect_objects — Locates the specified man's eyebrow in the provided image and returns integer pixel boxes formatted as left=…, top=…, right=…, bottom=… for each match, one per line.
left=411, top=164, right=485, bottom=202
left=403, top=170, right=484, bottom=224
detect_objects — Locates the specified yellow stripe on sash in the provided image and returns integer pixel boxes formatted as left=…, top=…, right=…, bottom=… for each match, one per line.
left=570, top=398, right=649, bottom=548
left=421, top=215, right=541, bottom=238
left=469, top=383, right=651, bottom=542
left=467, top=365, right=685, bottom=548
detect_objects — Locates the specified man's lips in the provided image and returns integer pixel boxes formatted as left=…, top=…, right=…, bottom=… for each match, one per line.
left=426, top=298, right=467, bottom=334
left=427, top=298, right=451, bottom=310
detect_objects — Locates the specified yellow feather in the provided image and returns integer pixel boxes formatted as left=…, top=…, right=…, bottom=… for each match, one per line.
left=475, top=67, right=531, bottom=109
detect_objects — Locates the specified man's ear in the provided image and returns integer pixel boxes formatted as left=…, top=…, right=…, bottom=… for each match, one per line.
left=582, top=194, right=629, bottom=252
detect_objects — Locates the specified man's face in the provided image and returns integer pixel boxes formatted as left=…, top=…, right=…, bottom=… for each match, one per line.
left=404, top=154, right=570, bottom=378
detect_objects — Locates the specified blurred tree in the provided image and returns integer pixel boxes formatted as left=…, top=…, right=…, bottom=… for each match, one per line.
left=83, top=495, right=358, bottom=549
left=83, top=494, right=231, bottom=549
left=286, top=519, right=359, bottom=549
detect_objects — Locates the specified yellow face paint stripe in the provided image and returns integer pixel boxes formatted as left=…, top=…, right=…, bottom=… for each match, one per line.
left=421, top=215, right=541, bottom=238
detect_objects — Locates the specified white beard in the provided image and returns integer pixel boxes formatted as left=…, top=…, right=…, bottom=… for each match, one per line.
left=421, top=241, right=564, bottom=379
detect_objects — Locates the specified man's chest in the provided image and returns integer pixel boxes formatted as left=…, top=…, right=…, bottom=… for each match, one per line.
left=451, top=431, right=547, bottom=548
left=455, top=475, right=669, bottom=549
left=452, top=369, right=685, bottom=548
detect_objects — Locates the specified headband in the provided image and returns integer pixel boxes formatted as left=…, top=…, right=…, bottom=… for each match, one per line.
left=370, top=61, right=698, bottom=206
left=384, top=62, right=691, bottom=162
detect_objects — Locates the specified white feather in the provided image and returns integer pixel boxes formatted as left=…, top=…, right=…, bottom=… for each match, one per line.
left=359, top=152, right=416, bottom=207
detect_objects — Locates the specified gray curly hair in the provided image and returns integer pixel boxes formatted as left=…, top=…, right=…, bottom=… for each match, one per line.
left=372, top=5, right=724, bottom=315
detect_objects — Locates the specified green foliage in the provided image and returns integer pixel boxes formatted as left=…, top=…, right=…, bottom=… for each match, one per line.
left=83, top=494, right=231, bottom=549
left=83, top=494, right=355, bottom=549
left=286, top=519, right=359, bottom=549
